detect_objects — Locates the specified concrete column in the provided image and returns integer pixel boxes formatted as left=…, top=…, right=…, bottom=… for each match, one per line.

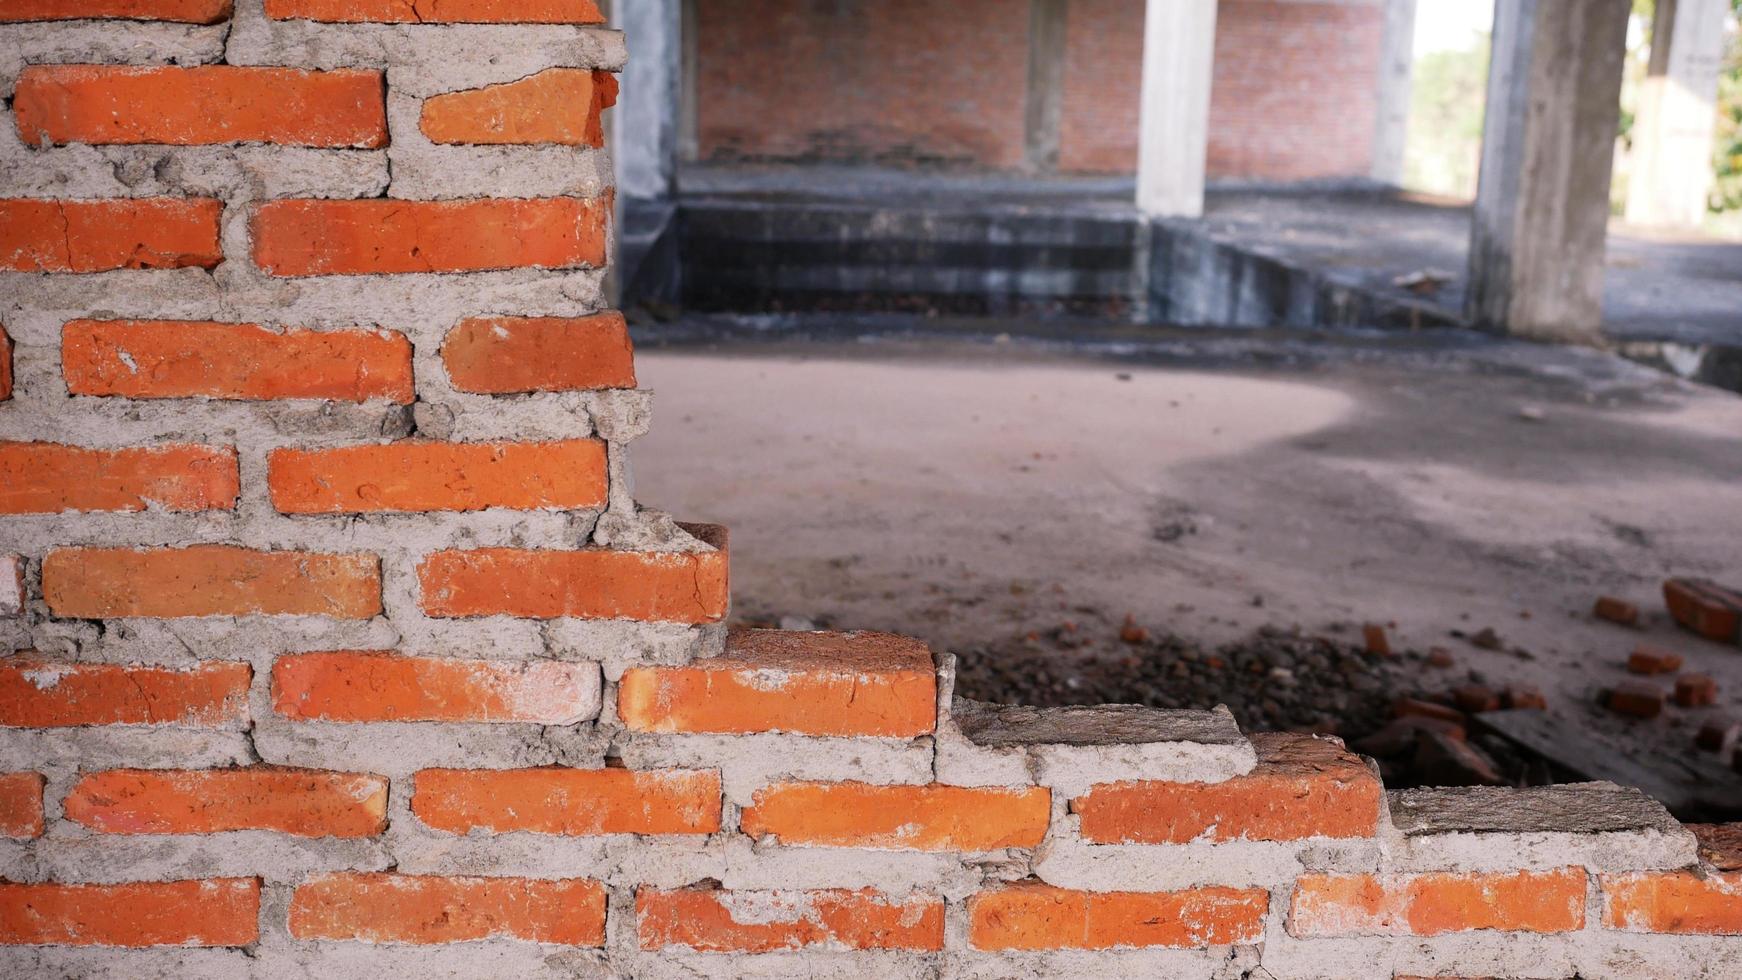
left=609, top=0, right=682, bottom=201
left=1136, top=0, right=1218, bottom=218
left=1024, top=0, right=1067, bottom=173
left=1370, top=0, right=1418, bottom=186
left=1625, top=0, right=1731, bottom=228
left=1466, top=0, right=1630, bottom=343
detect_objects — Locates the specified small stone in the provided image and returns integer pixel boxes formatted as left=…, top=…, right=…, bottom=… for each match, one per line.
left=1426, top=647, right=1455, bottom=668
left=1363, top=623, right=1392, bottom=657
left=1470, top=627, right=1503, bottom=650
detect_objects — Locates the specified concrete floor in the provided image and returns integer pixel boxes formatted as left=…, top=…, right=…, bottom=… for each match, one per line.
left=1199, top=187, right=1742, bottom=347
left=632, top=325, right=1742, bottom=782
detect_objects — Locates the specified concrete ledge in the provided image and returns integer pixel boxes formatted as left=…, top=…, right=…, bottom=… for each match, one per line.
left=1386, top=782, right=1699, bottom=872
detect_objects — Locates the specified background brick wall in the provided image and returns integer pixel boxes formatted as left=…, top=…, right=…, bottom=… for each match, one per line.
left=5, top=4, right=1742, bottom=979
left=696, top=0, right=1385, bottom=181
left=693, top=0, right=1031, bottom=169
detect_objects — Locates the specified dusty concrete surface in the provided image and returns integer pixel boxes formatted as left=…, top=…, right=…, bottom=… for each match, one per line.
left=632, top=326, right=1742, bottom=781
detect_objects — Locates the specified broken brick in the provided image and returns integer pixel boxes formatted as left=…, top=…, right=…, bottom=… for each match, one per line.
left=1627, top=645, right=1684, bottom=675
left=1664, top=579, right=1742, bottom=645
left=1363, top=623, right=1392, bottom=657
left=1503, top=686, right=1547, bottom=711
left=1696, top=718, right=1739, bottom=754
left=1593, top=596, right=1640, bottom=627
left=1452, top=685, right=1500, bottom=714
left=1393, top=698, right=1466, bottom=726
left=1675, top=675, right=1718, bottom=709
left=1606, top=681, right=1665, bottom=720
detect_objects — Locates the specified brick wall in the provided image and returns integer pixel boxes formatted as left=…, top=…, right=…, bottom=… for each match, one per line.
left=5, top=5, right=1742, bottom=979
left=1061, top=0, right=1386, bottom=178
left=695, top=0, right=1384, bottom=181
left=693, top=0, right=1031, bottom=169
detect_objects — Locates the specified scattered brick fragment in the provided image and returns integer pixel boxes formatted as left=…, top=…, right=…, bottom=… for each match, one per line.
left=1605, top=681, right=1665, bottom=720
left=1503, top=686, right=1547, bottom=711
left=1452, top=685, right=1499, bottom=714
left=1627, top=645, right=1684, bottom=675
left=1593, top=595, right=1640, bottom=626
left=1393, top=698, right=1466, bottom=726
left=1675, top=674, right=1718, bottom=709
left=1363, top=623, right=1391, bottom=657
left=1696, top=718, right=1739, bottom=754
left=1664, top=578, right=1742, bottom=645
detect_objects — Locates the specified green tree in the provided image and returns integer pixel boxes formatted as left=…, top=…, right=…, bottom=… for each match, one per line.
left=1714, top=0, right=1742, bottom=216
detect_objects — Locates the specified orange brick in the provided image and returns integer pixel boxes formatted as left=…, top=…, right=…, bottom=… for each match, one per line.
left=740, top=782, right=1050, bottom=851
left=413, top=768, right=720, bottom=836
left=43, top=546, right=381, bottom=619
left=0, top=0, right=231, bottom=21
left=418, top=546, right=727, bottom=623
left=1289, top=869, right=1587, bottom=937
left=443, top=312, right=636, bottom=394
left=1676, top=674, right=1719, bottom=708
left=251, top=197, right=609, bottom=276
left=268, top=439, right=607, bottom=514
left=1593, top=595, right=1640, bottom=626
left=63, top=319, right=413, bottom=403
left=0, top=324, right=11, bottom=400
left=265, top=0, right=602, bottom=22
left=0, top=878, right=259, bottom=946
left=422, top=68, right=616, bottom=146
left=968, top=883, right=1268, bottom=950
left=1074, top=732, right=1382, bottom=844
left=0, top=772, right=45, bottom=839
left=619, top=629, right=936, bottom=737
left=272, top=651, right=597, bottom=724
left=0, top=659, right=251, bottom=728
left=637, top=887, right=944, bottom=952
left=0, top=442, right=237, bottom=513
left=290, top=873, right=606, bottom=944
left=1603, top=870, right=1742, bottom=933
left=1, top=198, right=222, bottom=272
left=64, top=767, right=386, bottom=837
left=14, top=66, right=385, bottom=148
left=1627, top=644, right=1683, bottom=675
left=1664, top=578, right=1742, bottom=644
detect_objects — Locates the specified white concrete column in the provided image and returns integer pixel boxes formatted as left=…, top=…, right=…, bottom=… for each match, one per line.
left=1625, top=0, right=1731, bottom=228
left=1370, top=0, right=1418, bottom=186
left=1136, top=0, right=1219, bottom=218
left=1467, top=0, right=1630, bottom=343
left=609, top=0, right=682, bottom=201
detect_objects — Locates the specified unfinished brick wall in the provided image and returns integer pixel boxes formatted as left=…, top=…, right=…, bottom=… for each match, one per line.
left=4, top=5, right=1742, bottom=980
left=694, top=0, right=1385, bottom=181
left=1060, top=0, right=1387, bottom=179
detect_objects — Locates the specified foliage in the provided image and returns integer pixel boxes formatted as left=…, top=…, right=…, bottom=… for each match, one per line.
left=1401, top=37, right=1490, bottom=199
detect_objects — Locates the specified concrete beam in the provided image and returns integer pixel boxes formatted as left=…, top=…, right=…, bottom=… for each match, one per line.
left=1467, top=0, right=1630, bottom=343
left=1371, top=0, right=1418, bottom=186
left=1136, top=0, right=1218, bottom=219
left=1625, top=0, right=1731, bottom=228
